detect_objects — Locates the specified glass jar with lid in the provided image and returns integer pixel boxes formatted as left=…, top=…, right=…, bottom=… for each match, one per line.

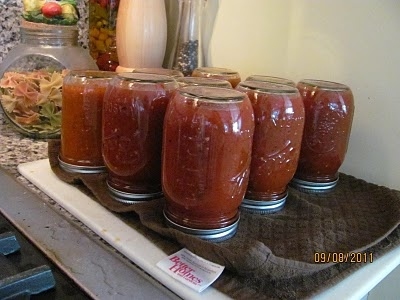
left=102, top=73, right=178, bottom=203
left=162, top=86, right=254, bottom=241
left=291, top=79, right=355, bottom=192
left=89, top=0, right=119, bottom=71
left=0, top=20, right=97, bottom=139
left=236, top=81, right=305, bottom=213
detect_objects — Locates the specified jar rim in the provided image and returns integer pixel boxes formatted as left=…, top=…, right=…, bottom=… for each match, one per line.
left=117, top=72, right=176, bottom=83
left=193, top=67, right=239, bottom=76
left=239, top=80, right=298, bottom=94
left=177, top=76, right=232, bottom=87
left=132, top=68, right=184, bottom=78
left=245, top=75, right=296, bottom=86
left=68, top=70, right=116, bottom=79
left=179, top=86, right=245, bottom=102
left=299, top=79, right=350, bottom=91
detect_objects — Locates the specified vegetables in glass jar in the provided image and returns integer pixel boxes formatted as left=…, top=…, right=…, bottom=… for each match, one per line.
left=89, top=0, right=119, bottom=71
left=22, top=0, right=79, bottom=25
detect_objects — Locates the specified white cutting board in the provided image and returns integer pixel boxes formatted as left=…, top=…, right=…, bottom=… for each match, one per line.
left=18, top=159, right=231, bottom=300
left=18, top=159, right=400, bottom=300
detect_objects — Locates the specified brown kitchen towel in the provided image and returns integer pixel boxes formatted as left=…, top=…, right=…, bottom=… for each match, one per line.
left=48, top=140, right=400, bottom=299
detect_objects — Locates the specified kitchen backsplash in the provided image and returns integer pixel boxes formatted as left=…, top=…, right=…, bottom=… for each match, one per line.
left=0, top=0, right=89, bottom=64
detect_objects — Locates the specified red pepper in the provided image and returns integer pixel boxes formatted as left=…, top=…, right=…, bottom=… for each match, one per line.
left=97, top=0, right=108, bottom=8
left=41, top=2, right=63, bottom=18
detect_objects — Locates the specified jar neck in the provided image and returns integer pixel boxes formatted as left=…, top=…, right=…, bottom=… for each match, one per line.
left=20, top=26, right=78, bottom=47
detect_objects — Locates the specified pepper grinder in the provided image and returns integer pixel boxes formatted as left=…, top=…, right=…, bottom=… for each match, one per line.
left=167, top=0, right=205, bottom=76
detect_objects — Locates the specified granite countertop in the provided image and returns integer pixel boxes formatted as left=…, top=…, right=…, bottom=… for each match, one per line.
left=0, top=107, right=100, bottom=239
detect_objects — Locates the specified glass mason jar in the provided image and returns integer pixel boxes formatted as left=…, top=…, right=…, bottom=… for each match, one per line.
left=102, top=73, right=178, bottom=203
left=89, top=0, right=119, bottom=71
left=176, top=76, right=232, bottom=88
left=59, top=71, right=115, bottom=174
left=191, top=67, right=241, bottom=88
left=245, top=75, right=296, bottom=87
left=291, top=79, right=355, bottom=192
left=162, top=86, right=254, bottom=241
left=0, top=20, right=97, bottom=139
left=236, top=81, right=305, bottom=213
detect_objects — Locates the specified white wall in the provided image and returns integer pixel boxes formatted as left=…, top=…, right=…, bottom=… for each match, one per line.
left=209, top=0, right=400, bottom=190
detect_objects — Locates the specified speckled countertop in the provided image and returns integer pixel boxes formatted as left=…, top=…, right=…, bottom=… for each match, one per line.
left=0, top=0, right=91, bottom=218
left=0, top=0, right=139, bottom=289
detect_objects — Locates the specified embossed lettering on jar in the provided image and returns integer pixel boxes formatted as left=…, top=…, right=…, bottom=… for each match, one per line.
left=236, top=81, right=305, bottom=213
left=291, top=79, right=355, bottom=192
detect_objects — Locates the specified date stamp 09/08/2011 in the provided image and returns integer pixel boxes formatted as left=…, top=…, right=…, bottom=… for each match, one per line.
left=314, top=252, right=374, bottom=264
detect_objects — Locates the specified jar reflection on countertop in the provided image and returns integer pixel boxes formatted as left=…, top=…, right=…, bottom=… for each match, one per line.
left=191, top=67, right=241, bottom=88
left=236, top=81, right=305, bottom=213
left=291, top=79, right=355, bottom=193
left=162, top=86, right=254, bottom=241
left=102, top=73, right=178, bottom=203
left=59, top=70, right=115, bottom=174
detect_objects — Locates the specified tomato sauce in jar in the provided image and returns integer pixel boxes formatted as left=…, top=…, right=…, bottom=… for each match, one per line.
left=102, top=73, right=178, bottom=203
left=191, top=67, right=241, bottom=88
left=162, top=86, right=254, bottom=240
left=59, top=70, right=115, bottom=173
left=236, top=81, right=305, bottom=213
left=291, top=79, right=355, bottom=192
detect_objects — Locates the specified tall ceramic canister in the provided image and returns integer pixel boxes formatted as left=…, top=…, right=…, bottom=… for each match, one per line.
left=115, top=0, right=167, bottom=72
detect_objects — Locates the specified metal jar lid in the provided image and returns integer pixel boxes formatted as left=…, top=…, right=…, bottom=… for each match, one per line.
left=106, top=181, right=163, bottom=204
left=241, top=193, right=287, bottom=214
left=58, top=156, right=106, bottom=174
left=163, top=211, right=239, bottom=242
left=290, top=176, right=339, bottom=193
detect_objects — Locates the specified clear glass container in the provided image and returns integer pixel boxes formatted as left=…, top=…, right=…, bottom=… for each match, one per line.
left=236, top=81, right=305, bottom=213
left=0, top=20, right=97, bottom=139
left=102, top=73, right=178, bottom=204
left=168, top=0, right=205, bottom=76
left=89, top=0, right=119, bottom=71
left=291, top=79, right=355, bottom=193
left=162, top=86, right=254, bottom=241
left=59, top=70, right=115, bottom=174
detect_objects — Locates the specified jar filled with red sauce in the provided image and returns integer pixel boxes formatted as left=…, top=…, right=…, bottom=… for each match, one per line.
left=291, top=79, right=355, bottom=192
left=191, top=67, right=241, bottom=88
left=236, top=81, right=305, bottom=213
left=177, top=76, right=232, bottom=88
left=245, top=75, right=296, bottom=87
left=59, top=70, right=116, bottom=174
left=102, top=73, right=178, bottom=203
left=162, top=86, right=254, bottom=241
